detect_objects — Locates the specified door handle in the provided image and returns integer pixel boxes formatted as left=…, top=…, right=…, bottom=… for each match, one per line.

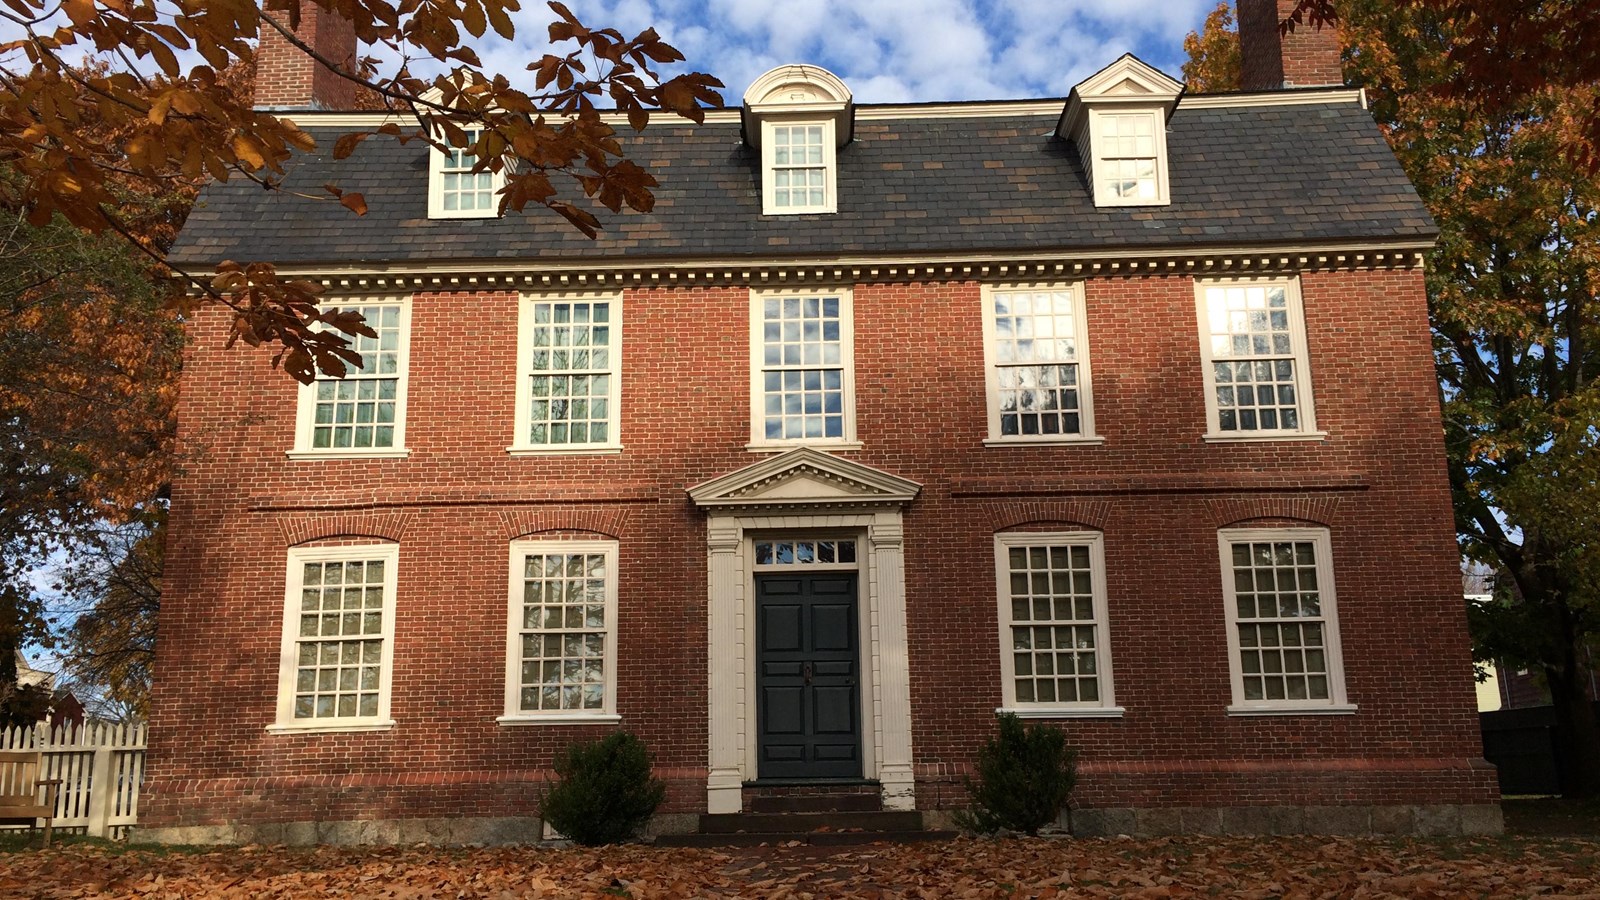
left=802, top=662, right=814, bottom=684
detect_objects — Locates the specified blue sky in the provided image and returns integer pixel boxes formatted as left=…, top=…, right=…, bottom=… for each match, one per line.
left=1, top=2, right=1219, bottom=104
left=418, top=0, right=1220, bottom=104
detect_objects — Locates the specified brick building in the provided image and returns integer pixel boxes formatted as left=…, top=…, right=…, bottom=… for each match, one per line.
left=142, top=0, right=1500, bottom=843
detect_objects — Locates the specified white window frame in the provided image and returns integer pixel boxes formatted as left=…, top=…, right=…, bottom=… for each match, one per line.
left=747, top=287, right=860, bottom=451
left=289, top=296, right=413, bottom=460
left=1218, top=527, right=1355, bottom=716
left=1089, top=108, right=1169, bottom=207
left=760, top=119, right=838, bottom=215
left=499, top=538, right=622, bottom=725
left=427, top=128, right=505, bottom=219
left=1195, top=277, right=1326, bottom=442
left=269, top=543, right=399, bottom=734
left=509, top=291, right=623, bottom=455
left=993, top=532, right=1123, bottom=718
left=980, top=282, right=1103, bottom=446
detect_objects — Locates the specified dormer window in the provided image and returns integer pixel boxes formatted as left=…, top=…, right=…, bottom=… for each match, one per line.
left=1057, top=55, right=1182, bottom=208
left=743, top=65, right=854, bottom=216
left=428, top=129, right=503, bottom=219
left=766, top=123, right=834, bottom=212
left=1095, top=112, right=1161, bottom=203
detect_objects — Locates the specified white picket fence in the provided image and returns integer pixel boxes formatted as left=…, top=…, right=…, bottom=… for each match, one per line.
left=0, top=721, right=146, bottom=839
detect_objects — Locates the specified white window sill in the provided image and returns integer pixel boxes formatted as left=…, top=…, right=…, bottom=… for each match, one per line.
left=996, top=706, right=1125, bottom=719
left=1226, top=704, right=1358, bottom=717
left=265, top=719, right=397, bottom=734
left=745, top=440, right=864, bottom=453
left=762, top=204, right=837, bottom=216
left=506, top=445, right=623, bottom=457
left=496, top=714, right=622, bottom=726
left=427, top=209, right=500, bottom=220
left=286, top=449, right=411, bottom=460
left=983, top=436, right=1106, bottom=448
left=1203, top=431, right=1328, bottom=444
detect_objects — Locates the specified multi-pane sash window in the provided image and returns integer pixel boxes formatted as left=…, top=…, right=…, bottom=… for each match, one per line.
left=294, top=301, right=409, bottom=455
left=761, top=121, right=836, bottom=214
left=513, top=295, right=621, bottom=452
left=994, top=533, right=1118, bottom=714
left=771, top=125, right=826, bottom=209
left=430, top=129, right=500, bottom=217
left=982, top=285, right=1097, bottom=442
left=1095, top=112, right=1160, bottom=203
left=1218, top=528, right=1350, bottom=713
left=751, top=290, right=855, bottom=445
left=1196, top=279, right=1318, bottom=438
left=503, top=540, right=619, bottom=721
left=273, top=544, right=397, bottom=732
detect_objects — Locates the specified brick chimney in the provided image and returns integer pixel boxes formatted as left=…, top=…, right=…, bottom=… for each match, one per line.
left=254, top=3, right=360, bottom=109
left=1238, top=0, right=1344, bottom=89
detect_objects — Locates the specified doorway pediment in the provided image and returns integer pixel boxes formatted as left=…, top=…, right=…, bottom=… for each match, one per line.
left=687, top=448, right=921, bottom=512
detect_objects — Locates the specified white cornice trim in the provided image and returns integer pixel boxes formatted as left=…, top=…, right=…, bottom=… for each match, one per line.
left=248, top=240, right=1434, bottom=291
left=1182, top=88, right=1366, bottom=110
left=273, top=87, right=1365, bottom=132
left=854, top=101, right=1063, bottom=120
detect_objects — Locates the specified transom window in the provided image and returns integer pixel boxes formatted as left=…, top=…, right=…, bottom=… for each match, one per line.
left=1218, top=528, right=1351, bottom=714
left=1196, top=279, right=1319, bottom=439
left=981, top=285, right=1098, bottom=443
left=994, top=532, right=1119, bottom=715
left=503, top=540, right=620, bottom=722
left=272, top=544, right=398, bottom=732
left=1096, top=113, right=1160, bottom=202
left=760, top=120, right=837, bottom=215
left=754, top=539, right=858, bottom=567
left=512, top=294, right=621, bottom=453
left=750, top=290, right=856, bottom=447
left=429, top=129, right=502, bottom=218
left=292, top=300, right=410, bottom=458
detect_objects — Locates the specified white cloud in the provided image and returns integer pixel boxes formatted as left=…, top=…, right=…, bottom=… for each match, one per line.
left=0, top=0, right=1216, bottom=106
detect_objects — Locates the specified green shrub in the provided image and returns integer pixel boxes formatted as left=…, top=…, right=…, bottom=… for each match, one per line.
left=540, top=731, right=666, bottom=845
left=955, top=712, right=1078, bottom=835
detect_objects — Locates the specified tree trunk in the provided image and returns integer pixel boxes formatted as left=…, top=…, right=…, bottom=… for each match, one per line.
left=1548, top=652, right=1600, bottom=798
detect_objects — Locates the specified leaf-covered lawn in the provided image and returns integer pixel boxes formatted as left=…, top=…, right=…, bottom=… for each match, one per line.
left=1, top=835, right=1597, bottom=898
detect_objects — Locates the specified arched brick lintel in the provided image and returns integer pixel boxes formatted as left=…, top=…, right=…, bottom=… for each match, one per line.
left=278, top=512, right=410, bottom=547
left=984, top=499, right=1112, bottom=532
left=1204, top=495, right=1342, bottom=529
left=498, top=506, right=630, bottom=542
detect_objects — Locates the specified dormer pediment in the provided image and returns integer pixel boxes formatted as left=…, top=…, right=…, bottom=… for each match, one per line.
left=688, top=448, right=921, bottom=512
left=741, top=64, right=855, bottom=148
left=1056, top=54, right=1184, bottom=139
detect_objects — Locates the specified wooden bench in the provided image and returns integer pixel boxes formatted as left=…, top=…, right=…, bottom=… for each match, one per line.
left=0, top=751, right=60, bottom=846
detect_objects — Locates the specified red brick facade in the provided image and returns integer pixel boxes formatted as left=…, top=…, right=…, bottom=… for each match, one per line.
left=1240, top=0, right=1344, bottom=89
left=143, top=268, right=1498, bottom=832
left=253, top=4, right=360, bottom=109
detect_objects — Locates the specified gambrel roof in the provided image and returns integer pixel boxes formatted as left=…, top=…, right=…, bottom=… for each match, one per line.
left=168, top=95, right=1435, bottom=269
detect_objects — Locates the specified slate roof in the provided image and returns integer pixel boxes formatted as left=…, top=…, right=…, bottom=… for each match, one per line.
left=168, top=100, right=1436, bottom=269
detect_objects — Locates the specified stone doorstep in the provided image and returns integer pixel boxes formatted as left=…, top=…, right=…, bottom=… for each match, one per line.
left=653, top=810, right=956, bottom=848
left=655, top=829, right=958, bottom=848
left=698, top=810, right=922, bottom=834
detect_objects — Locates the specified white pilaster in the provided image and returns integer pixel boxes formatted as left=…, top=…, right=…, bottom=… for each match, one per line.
left=705, top=520, right=745, bottom=814
left=870, top=515, right=917, bottom=810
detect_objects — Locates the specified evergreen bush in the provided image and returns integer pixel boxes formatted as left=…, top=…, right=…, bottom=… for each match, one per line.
left=955, top=712, right=1078, bottom=835
left=540, top=731, right=666, bottom=845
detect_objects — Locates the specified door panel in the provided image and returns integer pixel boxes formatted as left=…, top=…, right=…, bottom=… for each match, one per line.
left=755, top=572, right=862, bottom=779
